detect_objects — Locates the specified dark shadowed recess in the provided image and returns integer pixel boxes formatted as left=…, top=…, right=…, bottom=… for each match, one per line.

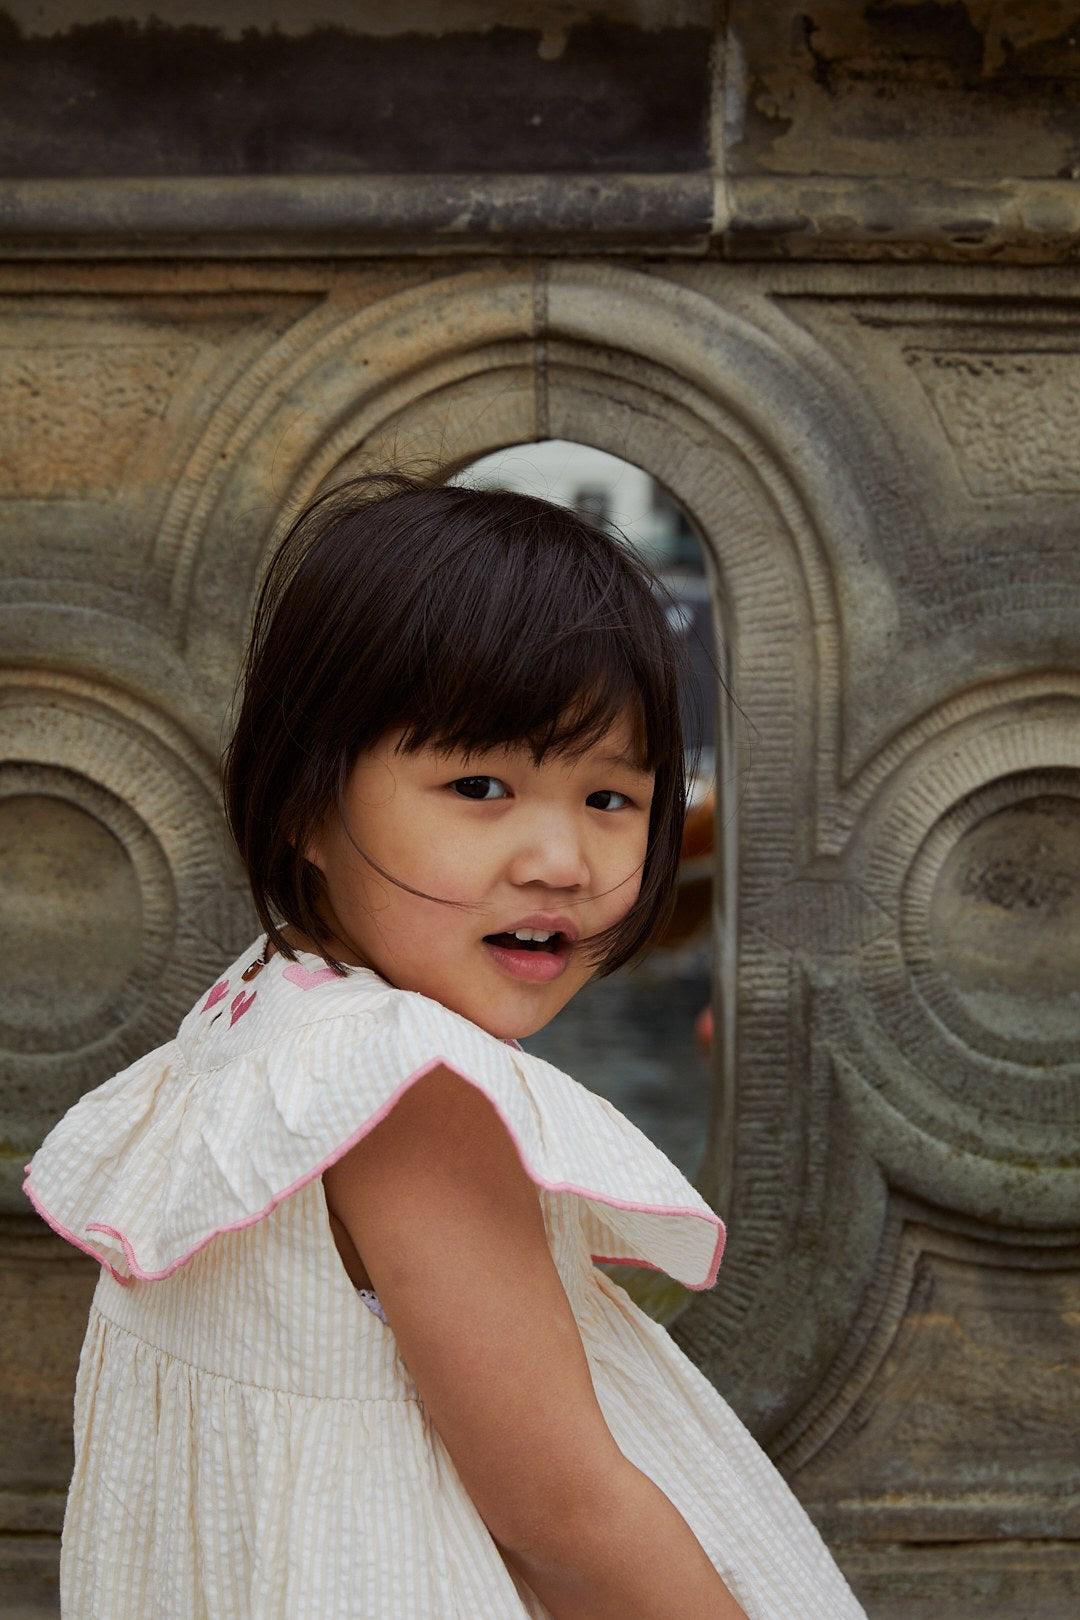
left=0, top=11, right=711, bottom=178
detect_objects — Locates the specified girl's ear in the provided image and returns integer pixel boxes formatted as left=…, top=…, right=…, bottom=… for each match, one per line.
left=301, top=831, right=326, bottom=873
left=296, top=810, right=327, bottom=873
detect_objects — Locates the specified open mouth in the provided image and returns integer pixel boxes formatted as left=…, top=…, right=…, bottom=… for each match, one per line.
left=483, top=929, right=566, bottom=954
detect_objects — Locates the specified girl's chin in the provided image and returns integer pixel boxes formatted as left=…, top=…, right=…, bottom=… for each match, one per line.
left=444, top=986, right=570, bottom=1044
left=354, top=948, right=583, bottom=1040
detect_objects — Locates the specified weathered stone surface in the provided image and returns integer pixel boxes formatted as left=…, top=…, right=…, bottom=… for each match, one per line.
left=775, top=1211, right=1080, bottom=1538
left=838, top=1540, right=1080, bottom=1619
left=0, top=5, right=712, bottom=178
left=0, top=1219, right=96, bottom=1505
left=3, top=2, right=1080, bottom=260
left=727, top=0, right=1080, bottom=185
left=2, top=6, right=1079, bottom=1614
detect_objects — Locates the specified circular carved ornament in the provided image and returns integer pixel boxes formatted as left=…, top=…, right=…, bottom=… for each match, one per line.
left=904, top=770, right=1080, bottom=1068
left=0, top=769, right=171, bottom=1055
left=844, top=690, right=1080, bottom=1142
left=0, top=671, right=251, bottom=1117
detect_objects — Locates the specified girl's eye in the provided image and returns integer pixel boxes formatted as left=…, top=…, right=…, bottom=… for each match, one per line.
left=452, top=776, right=508, bottom=801
left=586, top=789, right=631, bottom=811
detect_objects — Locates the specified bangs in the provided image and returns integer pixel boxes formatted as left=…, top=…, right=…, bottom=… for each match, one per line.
left=398, top=631, right=656, bottom=770
left=381, top=497, right=674, bottom=772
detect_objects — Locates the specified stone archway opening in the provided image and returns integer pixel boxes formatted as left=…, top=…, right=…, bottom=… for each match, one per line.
left=455, top=440, right=717, bottom=1201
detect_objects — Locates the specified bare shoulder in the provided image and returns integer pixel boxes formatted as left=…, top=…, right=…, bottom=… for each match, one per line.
left=323, top=1064, right=625, bottom=1547
left=323, top=1063, right=540, bottom=1235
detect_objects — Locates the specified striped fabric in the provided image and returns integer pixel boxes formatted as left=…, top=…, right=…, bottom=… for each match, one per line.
left=27, top=942, right=866, bottom=1619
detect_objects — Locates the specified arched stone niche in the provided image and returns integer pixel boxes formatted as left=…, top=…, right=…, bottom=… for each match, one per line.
left=158, top=264, right=904, bottom=1396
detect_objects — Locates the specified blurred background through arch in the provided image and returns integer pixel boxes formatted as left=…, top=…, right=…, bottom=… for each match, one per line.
left=456, top=440, right=717, bottom=1183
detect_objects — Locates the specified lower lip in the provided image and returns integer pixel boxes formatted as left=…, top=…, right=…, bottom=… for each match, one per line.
left=483, top=940, right=570, bottom=983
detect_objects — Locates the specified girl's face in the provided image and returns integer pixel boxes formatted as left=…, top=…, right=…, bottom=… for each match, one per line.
left=305, top=711, right=654, bottom=1038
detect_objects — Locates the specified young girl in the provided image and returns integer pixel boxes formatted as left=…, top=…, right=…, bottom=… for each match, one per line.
left=26, top=479, right=866, bottom=1620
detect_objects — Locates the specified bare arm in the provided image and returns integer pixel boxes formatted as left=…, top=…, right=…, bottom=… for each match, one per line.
left=323, top=1067, right=747, bottom=1620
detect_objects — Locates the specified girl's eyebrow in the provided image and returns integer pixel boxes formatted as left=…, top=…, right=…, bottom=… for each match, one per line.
left=440, top=741, right=653, bottom=776
left=593, top=750, right=654, bottom=777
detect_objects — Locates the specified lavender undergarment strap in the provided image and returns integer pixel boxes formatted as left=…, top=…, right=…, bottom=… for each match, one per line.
left=357, top=1288, right=389, bottom=1325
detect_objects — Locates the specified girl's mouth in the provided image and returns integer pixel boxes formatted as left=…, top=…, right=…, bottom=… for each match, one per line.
left=482, top=929, right=570, bottom=983
left=484, top=929, right=563, bottom=953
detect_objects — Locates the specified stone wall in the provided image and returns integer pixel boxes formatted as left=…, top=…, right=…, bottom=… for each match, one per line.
left=2, top=4, right=1079, bottom=1616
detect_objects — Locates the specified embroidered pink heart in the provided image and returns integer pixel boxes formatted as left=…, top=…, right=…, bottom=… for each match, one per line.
left=203, top=979, right=229, bottom=1012
left=283, top=963, right=339, bottom=991
left=230, top=989, right=256, bottom=1026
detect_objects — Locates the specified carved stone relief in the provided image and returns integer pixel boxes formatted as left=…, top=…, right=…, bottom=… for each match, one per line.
left=0, top=339, right=195, bottom=500
left=776, top=1205, right=1080, bottom=1543
left=2, top=260, right=1078, bottom=1615
left=907, top=346, right=1080, bottom=500
left=0, top=668, right=251, bottom=1190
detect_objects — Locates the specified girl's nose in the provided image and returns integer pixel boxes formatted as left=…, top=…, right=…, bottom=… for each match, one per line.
left=506, top=814, right=590, bottom=891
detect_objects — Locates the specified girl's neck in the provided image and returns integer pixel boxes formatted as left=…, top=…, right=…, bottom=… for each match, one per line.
left=278, top=922, right=368, bottom=970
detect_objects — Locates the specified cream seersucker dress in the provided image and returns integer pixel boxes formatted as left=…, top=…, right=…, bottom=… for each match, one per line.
left=27, top=941, right=866, bottom=1620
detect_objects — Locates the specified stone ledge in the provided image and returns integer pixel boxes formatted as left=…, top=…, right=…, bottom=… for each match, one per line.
left=0, top=173, right=715, bottom=257
left=2, top=172, right=1079, bottom=262
left=726, top=176, right=1080, bottom=265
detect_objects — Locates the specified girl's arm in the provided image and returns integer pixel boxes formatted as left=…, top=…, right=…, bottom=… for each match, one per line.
left=323, top=1066, right=747, bottom=1620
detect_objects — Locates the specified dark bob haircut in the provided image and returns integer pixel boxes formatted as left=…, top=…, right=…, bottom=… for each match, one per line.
left=223, top=474, right=688, bottom=976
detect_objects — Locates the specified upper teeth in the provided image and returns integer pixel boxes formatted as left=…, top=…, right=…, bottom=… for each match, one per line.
left=513, top=929, right=555, bottom=942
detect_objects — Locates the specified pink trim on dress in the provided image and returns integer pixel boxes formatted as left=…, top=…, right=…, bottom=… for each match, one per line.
left=592, top=1254, right=664, bottom=1273
left=23, top=1177, right=132, bottom=1285
left=24, top=1056, right=725, bottom=1288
